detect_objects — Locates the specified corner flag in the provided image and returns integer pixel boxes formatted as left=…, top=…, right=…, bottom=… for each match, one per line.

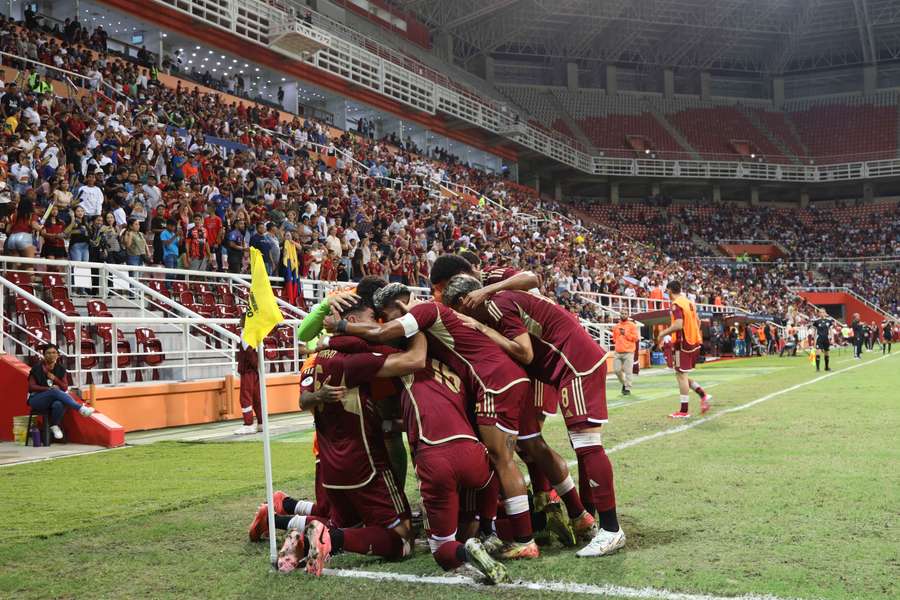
left=242, top=248, right=284, bottom=348
left=240, top=247, right=284, bottom=567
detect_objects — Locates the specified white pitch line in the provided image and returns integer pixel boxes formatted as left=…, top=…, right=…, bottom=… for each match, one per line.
left=323, top=567, right=804, bottom=600
left=604, top=353, right=894, bottom=457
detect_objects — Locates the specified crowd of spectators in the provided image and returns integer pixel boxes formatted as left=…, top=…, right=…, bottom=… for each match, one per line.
left=0, top=11, right=894, bottom=331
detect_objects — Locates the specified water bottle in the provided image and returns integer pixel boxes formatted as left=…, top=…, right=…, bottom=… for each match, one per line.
left=30, top=426, right=42, bottom=447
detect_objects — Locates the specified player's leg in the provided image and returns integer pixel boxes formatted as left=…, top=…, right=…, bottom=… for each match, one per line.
left=823, top=343, right=831, bottom=371
left=235, top=369, right=259, bottom=435
left=518, top=434, right=580, bottom=547
left=421, top=443, right=509, bottom=583
left=569, top=425, right=625, bottom=557
left=517, top=385, right=553, bottom=504
left=622, top=352, right=634, bottom=394
left=477, top=424, right=536, bottom=558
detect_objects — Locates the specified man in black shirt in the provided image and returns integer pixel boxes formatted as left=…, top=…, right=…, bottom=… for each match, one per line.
left=883, top=320, right=894, bottom=354
left=811, top=310, right=834, bottom=372
left=851, top=313, right=864, bottom=359
left=1, top=81, right=21, bottom=119
left=27, top=344, right=95, bottom=440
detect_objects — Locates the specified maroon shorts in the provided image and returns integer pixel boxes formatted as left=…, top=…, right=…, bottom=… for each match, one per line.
left=519, top=382, right=559, bottom=439
left=674, top=343, right=700, bottom=373
left=475, top=380, right=529, bottom=435
left=415, top=439, right=492, bottom=539
left=559, top=364, right=608, bottom=429
left=326, top=469, right=411, bottom=529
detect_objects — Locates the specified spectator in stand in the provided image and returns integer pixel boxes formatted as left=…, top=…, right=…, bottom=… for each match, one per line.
left=5, top=196, right=39, bottom=260
left=159, top=218, right=181, bottom=270
left=99, top=212, right=124, bottom=263
left=123, top=218, right=150, bottom=267
left=248, top=221, right=273, bottom=274
left=39, top=205, right=66, bottom=262
left=226, top=219, right=248, bottom=274
left=185, top=213, right=210, bottom=271
left=27, top=343, right=94, bottom=441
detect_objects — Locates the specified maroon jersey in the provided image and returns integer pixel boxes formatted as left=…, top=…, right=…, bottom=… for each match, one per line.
left=396, top=301, right=529, bottom=396
left=485, top=290, right=608, bottom=384
left=481, top=265, right=520, bottom=286
left=326, top=336, right=476, bottom=451
left=300, top=349, right=389, bottom=489
left=399, top=358, right=478, bottom=450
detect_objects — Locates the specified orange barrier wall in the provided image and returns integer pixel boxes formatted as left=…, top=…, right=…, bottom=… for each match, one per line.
left=83, top=373, right=301, bottom=432
left=798, top=291, right=886, bottom=325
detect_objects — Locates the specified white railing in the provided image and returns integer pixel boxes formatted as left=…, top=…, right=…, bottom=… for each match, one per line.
left=576, top=291, right=750, bottom=318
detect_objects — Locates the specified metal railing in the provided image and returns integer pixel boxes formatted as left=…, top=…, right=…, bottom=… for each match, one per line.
left=575, top=291, right=750, bottom=318
left=789, top=286, right=898, bottom=319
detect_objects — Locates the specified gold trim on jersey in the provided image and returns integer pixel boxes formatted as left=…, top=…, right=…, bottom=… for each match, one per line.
left=401, top=362, right=479, bottom=447
left=320, top=363, right=378, bottom=490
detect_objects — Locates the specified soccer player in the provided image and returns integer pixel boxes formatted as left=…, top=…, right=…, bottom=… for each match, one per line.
left=444, top=276, right=625, bottom=558
left=249, top=300, right=420, bottom=574
left=324, top=289, right=540, bottom=559
left=326, top=317, right=508, bottom=582
left=811, top=309, right=834, bottom=372
left=430, top=254, right=562, bottom=519
left=655, top=281, right=712, bottom=418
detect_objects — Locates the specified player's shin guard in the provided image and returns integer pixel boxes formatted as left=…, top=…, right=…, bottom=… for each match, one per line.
left=689, top=380, right=706, bottom=399
left=815, top=355, right=821, bottom=370
left=553, top=475, right=587, bottom=519
left=571, top=431, right=619, bottom=533
left=332, top=526, right=406, bottom=559
left=503, top=495, right=533, bottom=543
left=825, top=355, right=830, bottom=369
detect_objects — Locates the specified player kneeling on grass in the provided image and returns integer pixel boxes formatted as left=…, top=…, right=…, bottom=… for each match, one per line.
left=249, top=300, right=422, bottom=574
left=656, top=281, right=712, bottom=419
left=445, top=276, right=624, bottom=558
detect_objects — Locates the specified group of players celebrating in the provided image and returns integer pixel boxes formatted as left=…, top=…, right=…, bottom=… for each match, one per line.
left=245, top=254, right=632, bottom=582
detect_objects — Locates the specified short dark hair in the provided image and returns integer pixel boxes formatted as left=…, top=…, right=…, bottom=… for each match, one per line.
left=356, top=276, right=388, bottom=309
left=373, top=282, right=410, bottom=311
left=337, top=298, right=369, bottom=319
left=430, top=254, right=474, bottom=286
left=666, top=280, right=682, bottom=294
left=442, top=275, right=482, bottom=307
left=41, top=343, right=59, bottom=353
left=459, top=250, right=481, bottom=268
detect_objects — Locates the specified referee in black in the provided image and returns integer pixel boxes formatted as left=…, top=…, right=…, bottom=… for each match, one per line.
left=851, top=313, right=864, bottom=359
left=811, top=309, right=834, bottom=371
left=883, top=320, right=894, bottom=354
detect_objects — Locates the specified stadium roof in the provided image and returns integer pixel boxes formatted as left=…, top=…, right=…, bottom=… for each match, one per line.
left=392, top=0, right=900, bottom=74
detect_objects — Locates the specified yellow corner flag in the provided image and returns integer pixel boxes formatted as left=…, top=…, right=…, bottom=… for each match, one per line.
left=808, top=349, right=816, bottom=364
left=241, top=247, right=285, bottom=349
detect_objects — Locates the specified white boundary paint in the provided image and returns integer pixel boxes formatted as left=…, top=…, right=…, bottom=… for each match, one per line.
left=321, top=354, right=895, bottom=599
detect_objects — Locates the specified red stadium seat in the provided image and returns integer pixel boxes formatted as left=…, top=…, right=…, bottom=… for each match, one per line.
left=134, top=328, right=165, bottom=381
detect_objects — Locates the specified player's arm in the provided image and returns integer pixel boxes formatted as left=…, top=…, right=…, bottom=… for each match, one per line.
left=459, top=313, right=534, bottom=365
left=326, top=317, right=408, bottom=344
left=657, top=318, right=683, bottom=345
left=297, top=291, right=360, bottom=342
left=461, top=271, right=540, bottom=310
left=375, top=332, right=427, bottom=377
left=299, top=376, right=347, bottom=410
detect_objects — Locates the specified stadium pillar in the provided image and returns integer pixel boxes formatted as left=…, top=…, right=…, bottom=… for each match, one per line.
left=606, top=65, right=618, bottom=95
left=567, top=62, right=579, bottom=92
left=712, top=184, right=722, bottom=204
left=434, top=30, right=453, bottom=63
left=863, top=182, right=874, bottom=202
left=663, top=68, right=675, bottom=99
left=281, top=82, right=298, bottom=113
left=772, top=77, right=784, bottom=109
left=700, top=71, right=712, bottom=101
left=800, top=189, right=810, bottom=208
left=554, top=180, right=563, bottom=202
left=863, top=65, right=877, bottom=96
left=610, top=181, right=620, bottom=204
left=484, top=56, right=496, bottom=86
left=750, top=186, right=760, bottom=206
left=651, top=182, right=661, bottom=197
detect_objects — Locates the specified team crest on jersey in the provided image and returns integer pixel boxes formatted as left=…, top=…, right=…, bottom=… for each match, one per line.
left=301, top=376, right=314, bottom=387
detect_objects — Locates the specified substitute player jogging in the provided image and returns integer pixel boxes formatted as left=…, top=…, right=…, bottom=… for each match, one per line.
left=811, top=309, right=834, bottom=371
left=656, top=281, right=712, bottom=418
left=445, top=276, right=625, bottom=558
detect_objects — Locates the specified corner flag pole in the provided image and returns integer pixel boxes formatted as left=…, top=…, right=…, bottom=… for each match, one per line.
left=258, top=344, right=278, bottom=566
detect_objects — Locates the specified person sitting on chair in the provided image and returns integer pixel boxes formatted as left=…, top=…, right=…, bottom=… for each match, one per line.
left=27, top=344, right=95, bottom=440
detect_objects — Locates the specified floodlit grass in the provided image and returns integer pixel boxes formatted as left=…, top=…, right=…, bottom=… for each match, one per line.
left=1, top=349, right=898, bottom=600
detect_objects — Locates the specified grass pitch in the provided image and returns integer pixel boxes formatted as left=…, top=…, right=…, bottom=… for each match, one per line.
left=1, top=349, right=898, bottom=600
